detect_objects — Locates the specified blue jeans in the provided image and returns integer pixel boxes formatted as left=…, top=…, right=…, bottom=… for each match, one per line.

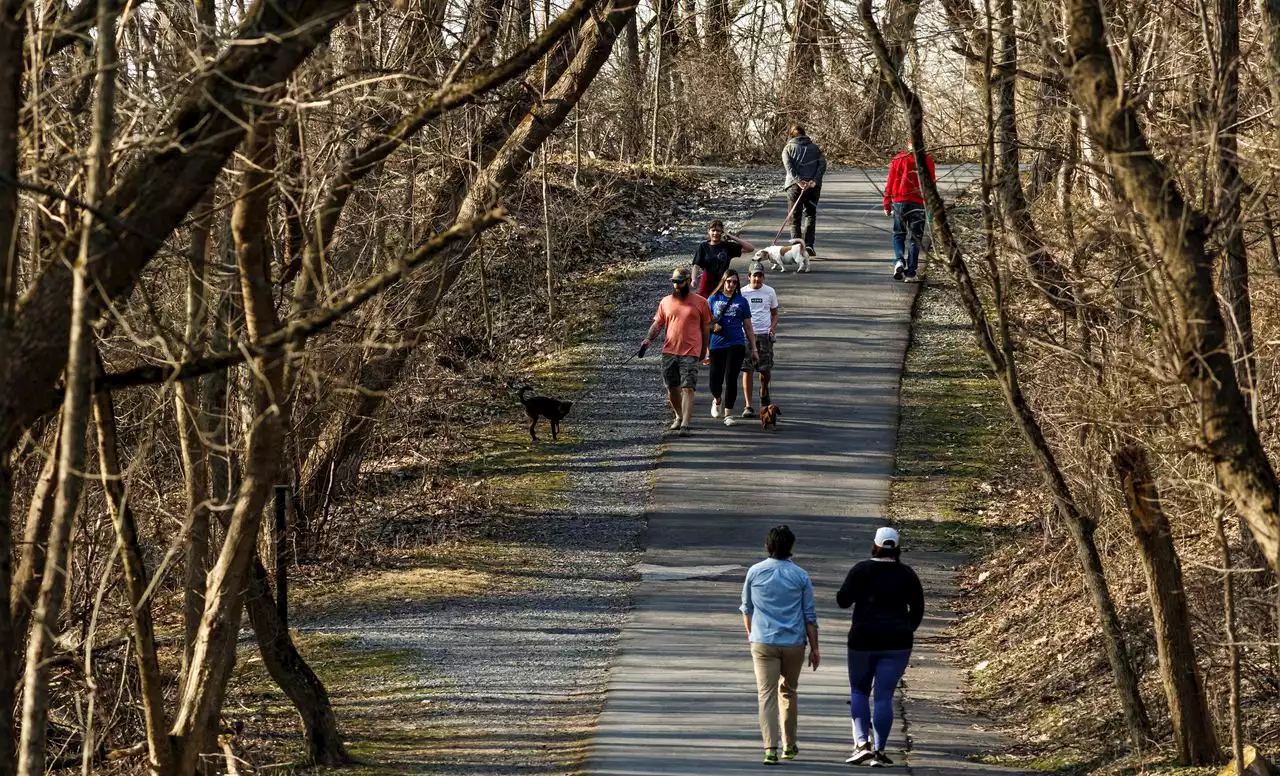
left=892, top=202, right=926, bottom=275
left=847, top=648, right=911, bottom=751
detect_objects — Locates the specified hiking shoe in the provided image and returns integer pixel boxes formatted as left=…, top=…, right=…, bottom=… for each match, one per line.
left=845, top=743, right=874, bottom=765
left=742, top=407, right=756, bottom=418
left=710, top=399, right=722, bottom=418
left=892, top=262, right=905, bottom=281
left=869, top=751, right=894, bottom=767
left=763, top=750, right=779, bottom=765
left=782, top=745, right=798, bottom=760
left=678, top=425, right=692, bottom=437
left=724, top=415, right=738, bottom=427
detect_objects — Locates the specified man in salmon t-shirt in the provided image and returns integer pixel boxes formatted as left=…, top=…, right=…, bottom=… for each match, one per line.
left=641, top=268, right=713, bottom=437
left=883, top=139, right=936, bottom=282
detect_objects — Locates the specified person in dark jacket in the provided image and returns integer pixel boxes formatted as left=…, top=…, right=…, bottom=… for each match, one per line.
left=781, top=125, right=827, bottom=253
left=836, top=526, right=924, bottom=767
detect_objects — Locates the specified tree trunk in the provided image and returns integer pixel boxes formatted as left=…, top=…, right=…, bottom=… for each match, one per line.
left=621, top=15, right=644, bottom=161
left=16, top=0, right=114, bottom=765
left=1214, top=0, right=1254, bottom=411
left=1215, top=500, right=1245, bottom=776
left=171, top=117, right=287, bottom=776
left=859, top=0, right=1154, bottom=749
left=180, top=0, right=217, bottom=687
left=993, top=0, right=1077, bottom=311
left=92, top=381, right=174, bottom=774
left=0, top=460, right=15, bottom=776
left=178, top=201, right=212, bottom=684
left=244, top=556, right=350, bottom=764
left=1113, top=446, right=1220, bottom=765
left=0, top=0, right=23, bottom=330
left=11, top=429, right=58, bottom=647
left=785, top=0, right=823, bottom=120
left=1064, top=0, right=1280, bottom=571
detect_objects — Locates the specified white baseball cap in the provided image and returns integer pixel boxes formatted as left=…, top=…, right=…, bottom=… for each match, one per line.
left=874, top=526, right=900, bottom=548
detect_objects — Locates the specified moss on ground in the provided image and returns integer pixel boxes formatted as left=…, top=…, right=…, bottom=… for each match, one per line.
left=228, top=633, right=447, bottom=773
left=891, top=272, right=1017, bottom=550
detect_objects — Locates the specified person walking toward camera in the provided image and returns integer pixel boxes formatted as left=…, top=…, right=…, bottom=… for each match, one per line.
left=739, top=262, right=779, bottom=417
left=741, top=525, right=820, bottom=766
left=782, top=125, right=827, bottom=253
left=641, top=268, right=711, bottom=437
left=837, top=526, right=924, bottom=766
left=691, top=219, right=755, bottom=298
left=883, top=139, right=936, bottom=281
left=705, top=269, right=757, bottom=426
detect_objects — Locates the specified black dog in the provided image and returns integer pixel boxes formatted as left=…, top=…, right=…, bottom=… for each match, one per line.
left=518, top=386, right=573, bottom=441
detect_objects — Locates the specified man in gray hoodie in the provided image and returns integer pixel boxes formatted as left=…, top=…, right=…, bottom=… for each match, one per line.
left=782, top=125, right=827, bottom=254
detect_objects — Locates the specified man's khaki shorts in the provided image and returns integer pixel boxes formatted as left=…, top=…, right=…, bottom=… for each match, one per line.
left=662, top=354, right=700, bottom=389
left=742, top=335, right=775, bottom=373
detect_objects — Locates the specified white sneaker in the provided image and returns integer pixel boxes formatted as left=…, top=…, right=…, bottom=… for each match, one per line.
left=893, top=261, right=905, bottom=281
left=670, top=418, right=682, bottom=430
left=724, top=415, right=738, bottom=427
left=710, top=399, right=721, bottom=419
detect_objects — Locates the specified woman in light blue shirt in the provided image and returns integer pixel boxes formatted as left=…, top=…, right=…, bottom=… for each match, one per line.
left=740, top=525, right=820, bottom=765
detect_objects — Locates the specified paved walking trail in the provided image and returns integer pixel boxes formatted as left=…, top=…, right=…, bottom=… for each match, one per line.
left=586, top=168, right=1023, bottom=775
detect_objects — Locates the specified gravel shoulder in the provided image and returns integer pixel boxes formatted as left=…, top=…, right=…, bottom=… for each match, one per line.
left=285, top=167, right=781, bottom=774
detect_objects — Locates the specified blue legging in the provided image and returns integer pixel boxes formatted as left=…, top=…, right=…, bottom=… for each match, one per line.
left=847, top=648, right=911, bottom=751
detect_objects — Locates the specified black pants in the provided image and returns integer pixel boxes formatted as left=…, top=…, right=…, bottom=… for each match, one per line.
left=710, top=345, right=746, bottom=410
left=787, top=184, right=820, bottom=249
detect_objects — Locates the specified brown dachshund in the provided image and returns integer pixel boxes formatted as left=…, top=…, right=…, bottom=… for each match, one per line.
left=760, top=403, right=780, bottom=431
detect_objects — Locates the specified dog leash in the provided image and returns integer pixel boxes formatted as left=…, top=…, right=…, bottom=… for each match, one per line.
left=616, top=342, right=649, bottom=369
left=770, top=189, right=807, bottom=247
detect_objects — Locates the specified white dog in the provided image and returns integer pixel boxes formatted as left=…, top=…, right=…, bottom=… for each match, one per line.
left=754, top=239, right=811, bottom=273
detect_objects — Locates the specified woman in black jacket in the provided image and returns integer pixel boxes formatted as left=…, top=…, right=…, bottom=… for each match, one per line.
left=836, top=526, right=924, bottom=766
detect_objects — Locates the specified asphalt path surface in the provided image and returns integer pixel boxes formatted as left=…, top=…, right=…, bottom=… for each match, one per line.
left=586, top=166, right=1025, bottom=775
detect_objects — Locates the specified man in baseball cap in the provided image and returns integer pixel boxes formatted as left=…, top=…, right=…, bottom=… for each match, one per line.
left=738, top=262, right=779, bottom=417
left=641, top=267, right=712, bottom=436
left=873, top=526, right=899, bottom=549
left=836, top=526, right=923, bottom=766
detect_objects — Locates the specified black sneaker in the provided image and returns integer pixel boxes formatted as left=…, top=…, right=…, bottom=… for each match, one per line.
left=845, top=743, right=874, bottom=765
left=869, top=751, right=894, bottom=767
left=903, top=272, right=917, bottom=282
left=805, top=246, right=816, bottom=257
left=892, top=262, right=905, bottom=281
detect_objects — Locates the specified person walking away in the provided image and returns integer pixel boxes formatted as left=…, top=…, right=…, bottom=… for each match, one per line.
left=883, top=139, right=936, bottom=281
left=641, top=268, right=712, bottom=437
left=705, top=269, right=757, bottom=426
left=739, top=262, right=779, bottom=417
left=691, top=219, right=755, bottom=298
left=741, top=525, right=820, bottom=766
left=782, top=125, right=827, bottom=253
left=837, top=527, right=924, bottom=766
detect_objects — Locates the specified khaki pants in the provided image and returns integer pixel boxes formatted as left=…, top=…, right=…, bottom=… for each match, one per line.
left=751, top=642, right=806, bottom=750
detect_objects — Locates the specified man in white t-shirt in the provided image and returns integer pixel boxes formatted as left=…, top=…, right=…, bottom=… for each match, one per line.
left=739, top=262, right=780, bottom=417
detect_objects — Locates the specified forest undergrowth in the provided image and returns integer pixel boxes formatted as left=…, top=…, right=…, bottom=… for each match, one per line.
left=894, top=194, right=1280, bottom=775
left=214, top=162, right=745, bottom=771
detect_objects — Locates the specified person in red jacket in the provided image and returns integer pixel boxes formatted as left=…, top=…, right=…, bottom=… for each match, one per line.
left=882, top=140, right=936, bottom=281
